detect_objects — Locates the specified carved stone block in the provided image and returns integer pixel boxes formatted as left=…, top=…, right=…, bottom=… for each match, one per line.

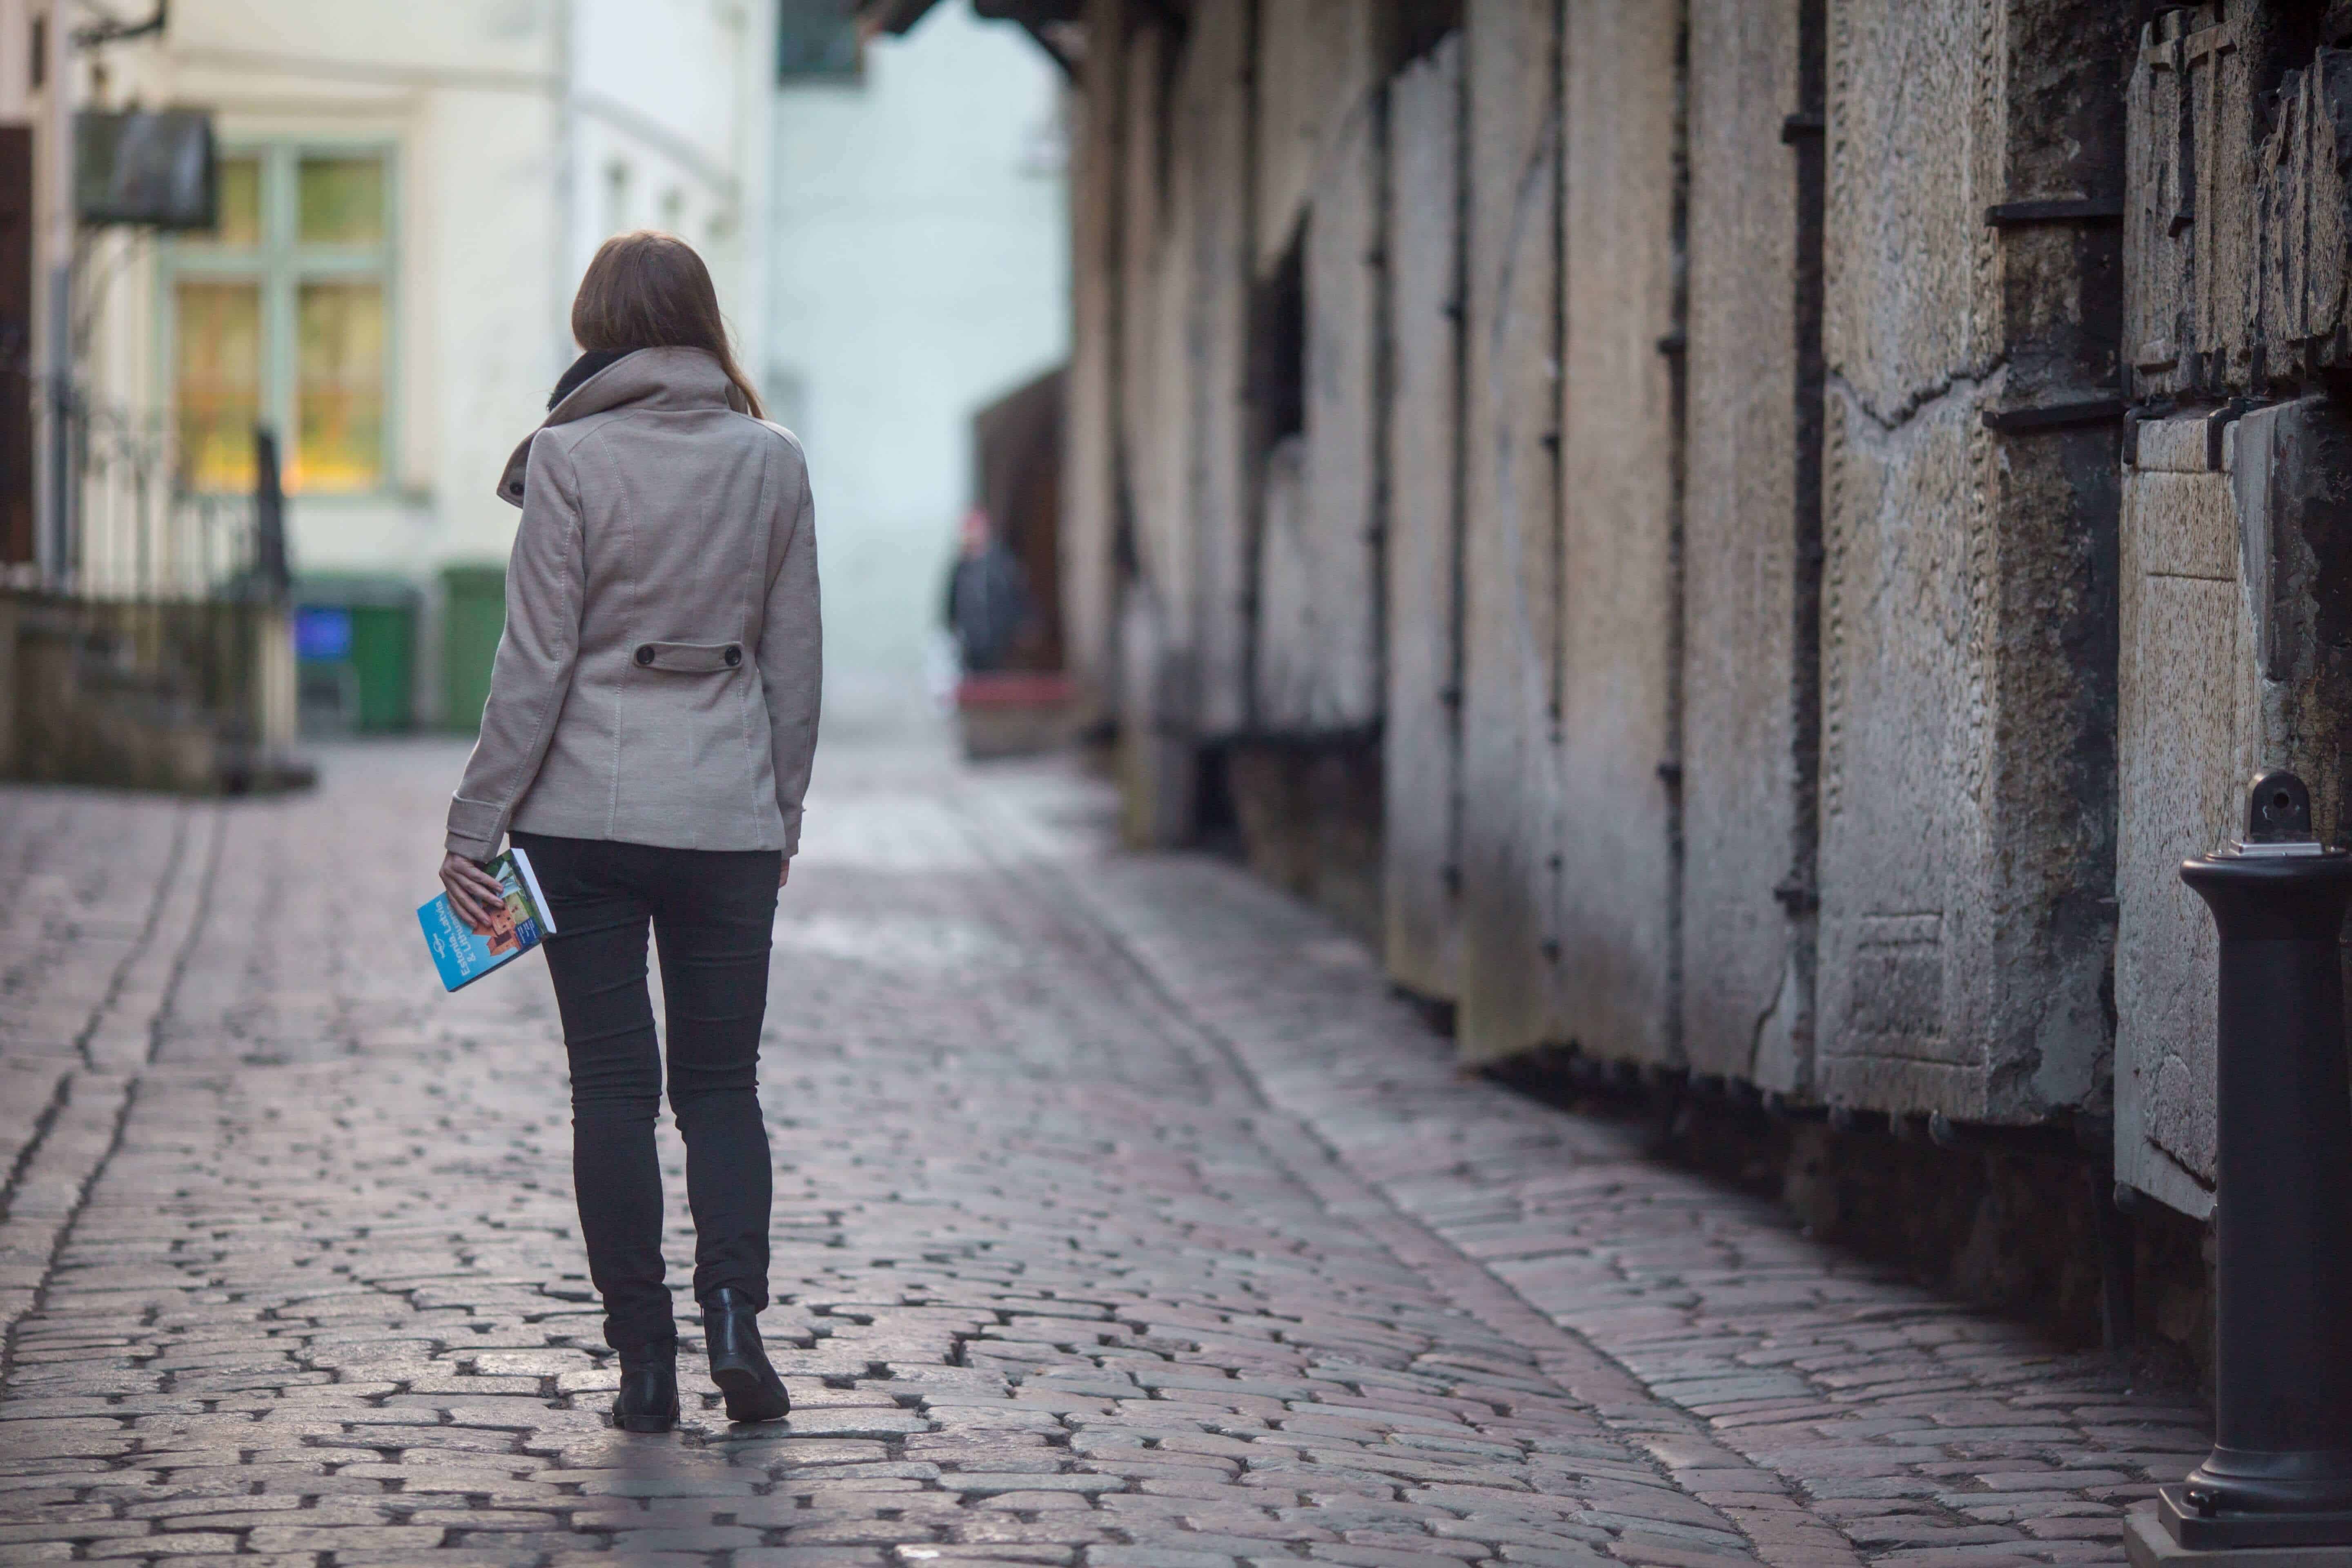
left=1817, top=0, right=2122, bottom=1121
left=2124, top=4, right=2352, bottom=396
left=2116, top=397, right=2352, bottom=1216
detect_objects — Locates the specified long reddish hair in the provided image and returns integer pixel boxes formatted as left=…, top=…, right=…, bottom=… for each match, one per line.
left=570, top=231, right=763, bottom=418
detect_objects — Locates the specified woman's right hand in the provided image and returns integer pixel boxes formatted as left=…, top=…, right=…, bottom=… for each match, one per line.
left=440, top=852, right=507, bottom=934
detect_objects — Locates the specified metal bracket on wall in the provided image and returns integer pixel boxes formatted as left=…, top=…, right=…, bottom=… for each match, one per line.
left=72, top=0, right=166, bottom=48
left=1983, top=197, right=2125, bottom=227
left=2205, top=396, right=2263, bottom=470
left=1981, top=397, right=2127, bottom=434
left=2121, top=398, right=2178, bottom=466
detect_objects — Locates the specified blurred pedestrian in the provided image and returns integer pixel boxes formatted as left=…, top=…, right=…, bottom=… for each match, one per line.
left=942, top=506, right=1031, bottom=673
left=437, top=230, right=819, bottom=1435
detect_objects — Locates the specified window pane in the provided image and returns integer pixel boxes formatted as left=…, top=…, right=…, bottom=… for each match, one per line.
left=174, top=281, right=261, bottom=492
left=293, top=281, right=385, bottom=492
left=297, top=155, right=385, bottom=244
left=197, top=155, right=260, bottom=246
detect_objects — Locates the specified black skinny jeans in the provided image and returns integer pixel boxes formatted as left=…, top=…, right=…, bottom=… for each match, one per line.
left=510, top=832, right=782, bottom=1352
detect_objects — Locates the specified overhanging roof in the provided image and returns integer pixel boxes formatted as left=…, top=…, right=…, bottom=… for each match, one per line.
left=854, top=0, right=1085, bottom=74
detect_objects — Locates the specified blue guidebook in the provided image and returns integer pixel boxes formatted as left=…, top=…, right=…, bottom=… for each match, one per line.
left=417, top=845, right=557, bottom=991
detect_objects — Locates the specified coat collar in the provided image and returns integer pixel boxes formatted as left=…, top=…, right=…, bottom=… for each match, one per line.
left=497, top=346, right=750, bottom=506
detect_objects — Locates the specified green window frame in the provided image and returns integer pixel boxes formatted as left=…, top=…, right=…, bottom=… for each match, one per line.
left=161, top=141, right=399, bottom=497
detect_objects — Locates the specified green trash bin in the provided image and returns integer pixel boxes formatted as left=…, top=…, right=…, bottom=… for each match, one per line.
left=293, top=576, right=419, bottom=734
left=441, top=564, right=507, bottom=733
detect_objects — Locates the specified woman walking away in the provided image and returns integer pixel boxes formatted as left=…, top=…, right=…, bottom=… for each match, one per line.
left=437, top=231, right=820, bottom=1434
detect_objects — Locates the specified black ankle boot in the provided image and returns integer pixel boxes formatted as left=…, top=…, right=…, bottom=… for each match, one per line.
left=701, top=1287, right=788, bottom=1423
left=610, top=1338, right=679, bottom=1433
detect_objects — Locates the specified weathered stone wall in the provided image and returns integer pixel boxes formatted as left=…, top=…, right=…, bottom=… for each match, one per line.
left=2116, top=398, right=2352, bottom=1219
left=2109, top=3, right=2352, bottom=1217
left=1552, top=0, right=1682, bottom=1068
left=1382, top=34, right=1466, bottom=1002
left=2122, top=3, right=2350, bottom=404
left=1107, top=2, right=1258, bottom=839
left=1253, top=1, right=1367, bottom=276
left=1180, top=0, right=1255, bottom=741
left=1456, top=0, right=1564, bottom=1065
left=1136, top=27, right=1197, bottom=669
left=1227, top=737, right=1387, bottom=947
left=1681, top=0, right=1810, bottom=1091
left=2116, top=414, right=2247, bottom=1222
left=1, top=596, right=301, bottom=793
left=1254, top=2, right=1387, bottom=734
left=1816, top=0, right=2003, bottom=1118
left=1113, top=18, right=1198, bottom=847
left=1061, top=0, right=1122, bottom=728
left=1815, top=0, right=2120, bottom=1123
left=1053, top=0, right=2338, bottom=1234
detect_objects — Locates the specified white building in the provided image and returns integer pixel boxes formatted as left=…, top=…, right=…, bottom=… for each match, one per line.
left=2, top=0, right=1069, bottom=745
left=17, top=0, right=775, bottom=726
left=765, top=1, right=1068, bottom=735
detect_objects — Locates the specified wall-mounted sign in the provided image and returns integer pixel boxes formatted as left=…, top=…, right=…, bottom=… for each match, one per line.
left=75, top=109, right=216, bottom=229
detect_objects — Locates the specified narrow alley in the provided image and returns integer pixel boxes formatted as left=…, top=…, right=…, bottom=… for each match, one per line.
left=0, top=742, right=2207, bottom=1567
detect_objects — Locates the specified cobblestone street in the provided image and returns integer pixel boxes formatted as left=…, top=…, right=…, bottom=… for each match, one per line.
left=0, top=741, right=2211, bottom=1567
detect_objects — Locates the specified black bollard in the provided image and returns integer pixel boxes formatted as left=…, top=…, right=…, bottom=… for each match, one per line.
left=2158, top=770, right=2352, bottom=1552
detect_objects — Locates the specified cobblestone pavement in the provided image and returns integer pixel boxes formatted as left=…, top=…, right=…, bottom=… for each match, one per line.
left=0, top=739, right=2209, bottom=1567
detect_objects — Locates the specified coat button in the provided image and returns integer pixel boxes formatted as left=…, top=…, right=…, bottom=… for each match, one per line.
left=506, top=481, right=523, bottom=496
left=725, top=645, right=742, bottom=667
left=635, top=645, right=655, bottom=666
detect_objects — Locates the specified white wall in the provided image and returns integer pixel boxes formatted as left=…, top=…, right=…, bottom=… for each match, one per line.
left=566, top=0, right=773, bottom=367
left=53, top=0, right=1065, bottom=738
left=765, top=2, right=1068, bottom=735
left=131, top=0, right=568, bottom=576
left=62, top=0, right=775, bottom=581
left=56, top=0, right=775, bottom=719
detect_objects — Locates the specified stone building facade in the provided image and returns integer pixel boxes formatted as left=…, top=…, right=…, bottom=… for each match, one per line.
left=1053, top=0, right=2352, bottom=1238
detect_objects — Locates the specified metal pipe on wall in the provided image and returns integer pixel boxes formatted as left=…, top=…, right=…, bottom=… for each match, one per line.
left=36, top=0, right=70, bottom=590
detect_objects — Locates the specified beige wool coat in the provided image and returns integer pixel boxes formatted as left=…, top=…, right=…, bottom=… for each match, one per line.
left=445, top=347, right=821, bottom=862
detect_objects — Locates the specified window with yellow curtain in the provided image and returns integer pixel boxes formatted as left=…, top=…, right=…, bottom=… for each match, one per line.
left=166, top=146, right=394, bottom=495
left=173, top=281, right=261, bottom=492
left=293, top=281, right=385, bottom=492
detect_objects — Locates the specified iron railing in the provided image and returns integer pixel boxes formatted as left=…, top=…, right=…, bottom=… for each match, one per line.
left=1, top=388, right=299, bottom=791
left=58, top=392, right=268, bottom=603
